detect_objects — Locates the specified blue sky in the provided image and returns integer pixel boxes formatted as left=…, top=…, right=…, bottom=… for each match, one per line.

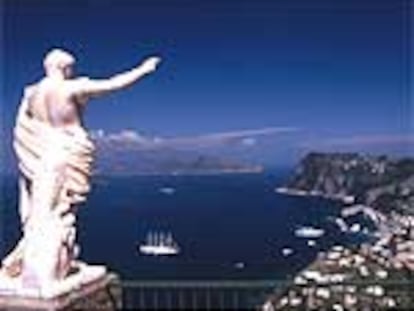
left=1, top=0, right=412, bottom=168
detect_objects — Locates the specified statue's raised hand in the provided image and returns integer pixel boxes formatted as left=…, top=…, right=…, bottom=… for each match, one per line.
left=141, top=56, right=161, bottom=74
left=73, top=55, right=162, bottom=98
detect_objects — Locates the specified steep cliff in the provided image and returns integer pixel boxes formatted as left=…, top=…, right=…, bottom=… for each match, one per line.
left=287, top=152, right=414, bottom=214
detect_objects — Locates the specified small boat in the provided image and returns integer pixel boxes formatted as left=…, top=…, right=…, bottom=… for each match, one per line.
left=282, top=248, right=293, bottom=256
left=307, top=240, right=316, bottom=247
left=334, top=217, right=348, bottom=232
left=139, top=231, right=180, bottom=256
left=349, top=223, right=361, bottom=233
left=295, top=226, right=325, bottom=238
left=159, top=187, right=176, bottom=195
left=234, top=262, right=245, bottom=269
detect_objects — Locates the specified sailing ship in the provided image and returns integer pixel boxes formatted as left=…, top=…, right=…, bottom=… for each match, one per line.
left=138, top=231, right=180, bottom=256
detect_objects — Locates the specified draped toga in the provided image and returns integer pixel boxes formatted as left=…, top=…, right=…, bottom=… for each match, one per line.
left=14, top=87, right=95, bottom=215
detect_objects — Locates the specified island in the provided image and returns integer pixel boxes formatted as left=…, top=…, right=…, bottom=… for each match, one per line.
left=93, top=136, right=263, bottom=176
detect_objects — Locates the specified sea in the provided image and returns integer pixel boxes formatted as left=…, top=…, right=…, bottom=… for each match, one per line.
left=0, top=169, right=372, bottom=281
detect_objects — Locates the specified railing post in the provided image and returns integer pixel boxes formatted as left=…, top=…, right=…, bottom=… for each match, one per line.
left=219, top=289, right=224, bottom=310
left=205, top=286, right=211, bottom=310
left=178, top=289, right=184, bottom=310
left=139, top=287, right=145, bottom=310
left=152, top=288, right=158, bottom=310
left=192, top=288, right=197, bottom=309
left=166, top=288, right=172, bottom=310
left=232, top=289, right=239, bottom=309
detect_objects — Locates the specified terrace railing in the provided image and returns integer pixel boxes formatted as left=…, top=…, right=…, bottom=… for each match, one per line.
left=117, top=279, right=284, bottom=310
left=105, top=279, right=414, bottom=310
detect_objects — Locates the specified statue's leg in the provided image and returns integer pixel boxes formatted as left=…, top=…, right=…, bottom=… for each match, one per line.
left=22, top=153, right=69, bottom=289
left=55, top=204, right=78, bottom=278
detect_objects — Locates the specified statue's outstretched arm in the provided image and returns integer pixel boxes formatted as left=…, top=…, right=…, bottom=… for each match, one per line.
left=74, top=56, right=161, bottom=98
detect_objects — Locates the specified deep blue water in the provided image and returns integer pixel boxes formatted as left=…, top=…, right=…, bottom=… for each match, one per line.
left=1, top=171, right=364, bottom=281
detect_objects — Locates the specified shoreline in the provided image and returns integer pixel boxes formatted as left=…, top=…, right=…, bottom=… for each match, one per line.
left=274, top=186, right=389, bottom=235
left=275, top=187, right=355, bottom=205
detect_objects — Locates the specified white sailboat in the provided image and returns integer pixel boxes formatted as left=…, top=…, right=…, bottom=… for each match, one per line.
left=139, top=231, right=180, bottom=256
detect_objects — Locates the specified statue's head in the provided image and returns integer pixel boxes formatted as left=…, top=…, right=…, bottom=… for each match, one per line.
left=43, top=48, right=75, bottom=79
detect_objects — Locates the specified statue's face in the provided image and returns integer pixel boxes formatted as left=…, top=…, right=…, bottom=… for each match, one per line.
left=62, top=64, right=74, bottom=79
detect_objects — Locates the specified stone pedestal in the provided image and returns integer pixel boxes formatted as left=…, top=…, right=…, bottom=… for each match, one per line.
left=0, top=272, right=122, bottom=311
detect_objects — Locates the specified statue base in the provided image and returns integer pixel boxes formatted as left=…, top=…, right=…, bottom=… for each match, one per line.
left=0, top=263, right=122, bottom=310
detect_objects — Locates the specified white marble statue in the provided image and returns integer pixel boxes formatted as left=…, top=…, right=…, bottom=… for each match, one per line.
left=0, top=48, right=161, bottom=298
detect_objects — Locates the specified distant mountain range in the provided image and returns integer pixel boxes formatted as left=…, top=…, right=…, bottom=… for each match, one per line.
left=93, top=137, right=262, bottom=175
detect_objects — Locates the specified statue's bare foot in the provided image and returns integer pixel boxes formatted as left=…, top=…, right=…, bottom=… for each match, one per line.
left=1, top=258, right=23, bottom=278
left=1, top=240, right=25, bottom=278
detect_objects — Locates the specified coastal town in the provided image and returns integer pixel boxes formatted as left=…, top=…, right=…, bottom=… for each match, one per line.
left=265, top=153, right=414, bottom=310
